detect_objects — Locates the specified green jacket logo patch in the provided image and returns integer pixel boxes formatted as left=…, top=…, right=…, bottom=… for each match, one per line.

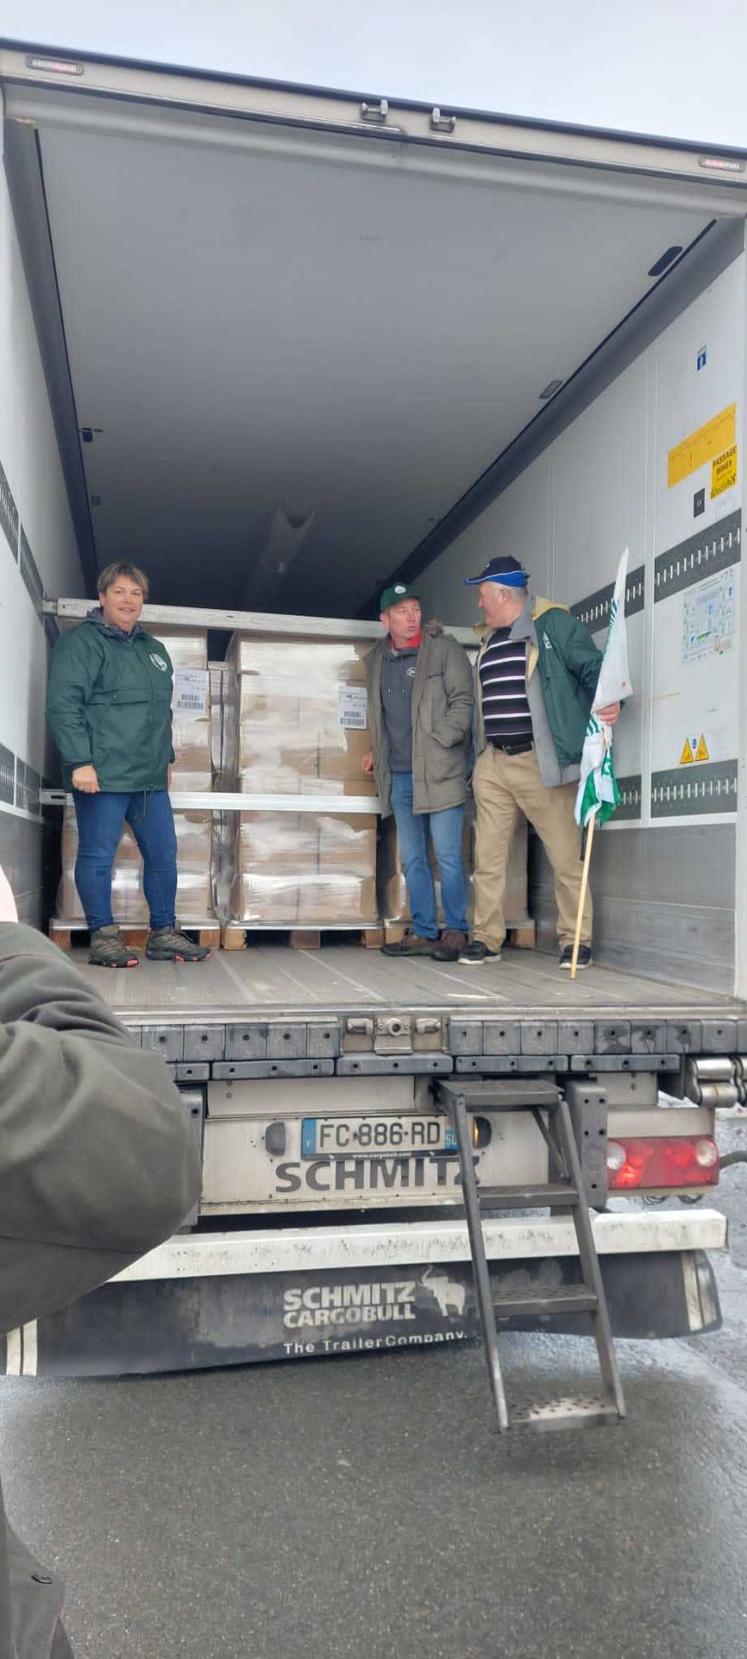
left=150, top=653, right=169, bottom=672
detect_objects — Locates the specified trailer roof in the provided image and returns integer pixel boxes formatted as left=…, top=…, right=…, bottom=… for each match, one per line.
left=3, top=41, right=747, bottom=613
left=5, top=36, right=747, bottom=162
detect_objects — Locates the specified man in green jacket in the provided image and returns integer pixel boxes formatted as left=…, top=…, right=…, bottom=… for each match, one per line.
left=459, top=555, right=621, bottom=970
left=363, top=583, right=473, bottom=961
left=0, top=864, right=201, bottom=1657
left=46, top=562, right=208, bottom=967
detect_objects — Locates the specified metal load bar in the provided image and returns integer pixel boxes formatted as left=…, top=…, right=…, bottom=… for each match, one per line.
left=41, top=789, right=383, bottom=813
left=436, top=1077, right=626, bottom=1433
left=44, top=598, right=478, bottom=647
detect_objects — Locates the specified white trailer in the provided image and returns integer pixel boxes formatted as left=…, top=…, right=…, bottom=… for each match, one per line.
left=0, top=39, right=745, bottom=1377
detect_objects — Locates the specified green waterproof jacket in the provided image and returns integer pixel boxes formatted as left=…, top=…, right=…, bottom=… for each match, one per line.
left=474, top=597, right=603, bottom=788
left=46, top=610, right=175, bottom=792
left=366, top=619, right=473, bottom=815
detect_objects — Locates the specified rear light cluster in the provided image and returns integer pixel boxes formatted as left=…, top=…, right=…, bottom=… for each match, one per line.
left=606, top=1136, right=719, bottom=1191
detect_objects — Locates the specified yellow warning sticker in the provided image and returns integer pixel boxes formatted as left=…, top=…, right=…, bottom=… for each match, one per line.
left=711, top=444, right=738, bottom=499
left=680, top=735, right=710, bottom=765
left=668, top=404, right=736, bottom=487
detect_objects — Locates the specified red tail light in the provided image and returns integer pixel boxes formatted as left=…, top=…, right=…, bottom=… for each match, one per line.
left=606, top=1136, right=719, bottom=1191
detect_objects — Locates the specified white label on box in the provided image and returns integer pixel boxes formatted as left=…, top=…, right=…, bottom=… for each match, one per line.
left=338, top=686, right=368, bottom=730
left=173, top=668, right=209, bottom=716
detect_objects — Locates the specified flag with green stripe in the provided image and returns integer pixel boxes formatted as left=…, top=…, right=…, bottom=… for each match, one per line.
left=575, top=549, right=633, bottom=829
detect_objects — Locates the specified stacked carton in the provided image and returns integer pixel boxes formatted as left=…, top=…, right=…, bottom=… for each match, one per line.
left=227, top=634, right=378, bottom=926
left=56, top=626, right=215, bottom=925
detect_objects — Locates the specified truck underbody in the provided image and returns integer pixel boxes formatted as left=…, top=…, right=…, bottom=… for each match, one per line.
left=0, top=944, right=732, bottom=1378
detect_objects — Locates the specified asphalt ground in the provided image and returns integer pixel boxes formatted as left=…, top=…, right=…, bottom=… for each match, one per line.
left=2, top=1121, right=746, bottom=1659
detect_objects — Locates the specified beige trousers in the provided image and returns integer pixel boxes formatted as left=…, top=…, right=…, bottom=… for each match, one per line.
left=472, top=744, right=592, bottom=950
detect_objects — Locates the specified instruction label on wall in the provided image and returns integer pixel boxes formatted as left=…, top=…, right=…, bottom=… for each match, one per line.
left=682, top=569, right=736, bottom=663
left=173, top=668, right=209, bottom=715
left=667, top=403, right=736, bottom=488
left=710, top=444, right=738, bottom=499
left=338, top=686, right=368, bottom=729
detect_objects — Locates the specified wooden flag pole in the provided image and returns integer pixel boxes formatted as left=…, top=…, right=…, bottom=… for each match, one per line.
left=570, top=811, right=597, bottom=979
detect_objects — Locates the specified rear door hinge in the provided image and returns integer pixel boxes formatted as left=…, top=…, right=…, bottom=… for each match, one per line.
left=360, top=97, right=389, bottom=125
left=431, top=107, right=456, bottom=133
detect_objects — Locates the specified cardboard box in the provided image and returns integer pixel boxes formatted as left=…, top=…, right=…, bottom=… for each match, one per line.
left=297, top=874, right=378, bottom=926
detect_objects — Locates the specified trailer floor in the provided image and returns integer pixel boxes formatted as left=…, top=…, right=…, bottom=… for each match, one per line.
left=67, top=943, right=743, bottom=1022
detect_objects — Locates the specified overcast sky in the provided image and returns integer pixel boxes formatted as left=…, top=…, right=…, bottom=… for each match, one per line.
left=3, top=0, right=747, bottom=149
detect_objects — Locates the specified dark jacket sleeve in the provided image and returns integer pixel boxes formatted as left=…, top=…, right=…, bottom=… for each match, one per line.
left=433, top=636, right=474, bottom=747
left=553, top=612, right=604, bottom=701
left=0, top=923, right=201, bottom=1333
left=46, top=629, right=100, bottom=770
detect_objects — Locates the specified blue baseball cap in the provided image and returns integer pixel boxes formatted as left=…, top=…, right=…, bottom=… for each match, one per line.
left=465, top=555, right=529, bottom=587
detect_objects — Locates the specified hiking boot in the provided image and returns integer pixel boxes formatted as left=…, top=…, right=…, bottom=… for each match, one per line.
left=381, top=932, right=439, bottom=957
left=146, top=927, right=210, bottom=963
left=430, top=930, right=468, bottom=963
left=458, top=940, right=502, bottom=966
left=559, top=944, right=593, bottom=970
left=88, top=925, right=139, bottom=969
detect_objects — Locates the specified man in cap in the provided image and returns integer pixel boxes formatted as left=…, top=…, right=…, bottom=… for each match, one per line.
left=459, top=556, right=620, bottom=969
left=363, top=582, right=473, bottom=960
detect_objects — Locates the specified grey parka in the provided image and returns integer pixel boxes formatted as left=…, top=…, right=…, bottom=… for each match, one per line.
left=365, top=620, right=473, bottom=815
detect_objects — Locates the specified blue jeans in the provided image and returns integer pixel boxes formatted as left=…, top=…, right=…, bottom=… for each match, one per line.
left=73, top=789, right=177, bottom=933
left=390, top=771, right=468, bottom=938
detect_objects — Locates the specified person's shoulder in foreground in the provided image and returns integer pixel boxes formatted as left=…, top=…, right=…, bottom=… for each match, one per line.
left=0, top=912, right=202, bottom=1331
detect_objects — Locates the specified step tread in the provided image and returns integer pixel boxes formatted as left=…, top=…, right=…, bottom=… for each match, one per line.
left=478, top=1183, right=579, bottom=1208
left=495, top=1285, right=597, bottom=1316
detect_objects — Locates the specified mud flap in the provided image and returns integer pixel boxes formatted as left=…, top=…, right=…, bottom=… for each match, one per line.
left=0, top=1248, right=721, bottom=1378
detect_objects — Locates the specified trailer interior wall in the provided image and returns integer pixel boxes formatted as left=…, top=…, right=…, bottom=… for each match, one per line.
left=0, top=90, right=84, bottom=921
left=415, top=252, right=746, bottom=994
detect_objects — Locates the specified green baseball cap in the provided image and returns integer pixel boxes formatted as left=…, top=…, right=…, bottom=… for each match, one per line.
left=379, top=581, right=421, bottom=612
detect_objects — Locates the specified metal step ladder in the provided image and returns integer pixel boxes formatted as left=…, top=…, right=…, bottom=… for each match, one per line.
left=436, top=1078, right=626, bottom=1432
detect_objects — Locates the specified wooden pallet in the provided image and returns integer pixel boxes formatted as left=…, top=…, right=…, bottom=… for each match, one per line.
left=507, top=921, right=536, bottom=950
left=221, top=924, right=390, bottom=952
left=49, top=920, right=221, bottom=953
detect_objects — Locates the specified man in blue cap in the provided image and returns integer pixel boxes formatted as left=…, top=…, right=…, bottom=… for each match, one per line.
left=459, top=556, right=620, bottom=969
left=363, top=582, right=473, bottom=959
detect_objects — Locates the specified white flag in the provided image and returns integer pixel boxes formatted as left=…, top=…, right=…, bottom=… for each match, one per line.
left=575, top=549, right=633, bottom=828
left=592, top=548, right=633, bottom=711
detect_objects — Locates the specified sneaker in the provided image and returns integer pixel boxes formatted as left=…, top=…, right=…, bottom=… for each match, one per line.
left=430, top=930, right=468, bottom=963
left=458, top=940, right=502, bottom=966
left=559, top=944, right=593, bottom=970
left=381, top=932, right=439, bottom=957
left=146, top=927, right=210, bottom=963
left=88, top=925, right=139, bottom=969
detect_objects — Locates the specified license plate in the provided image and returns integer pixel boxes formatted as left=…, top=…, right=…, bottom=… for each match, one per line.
left=300, top=1115, right=458, bottom=1157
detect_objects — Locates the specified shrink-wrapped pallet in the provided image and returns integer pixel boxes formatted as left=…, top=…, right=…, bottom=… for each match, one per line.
left=231, top=809, right=379, bottom=926
left=157, top=627, right=212, bottom=791
left=224, top=634, right=377, bottom=798
left=226, top=633, right=378, bottom=926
